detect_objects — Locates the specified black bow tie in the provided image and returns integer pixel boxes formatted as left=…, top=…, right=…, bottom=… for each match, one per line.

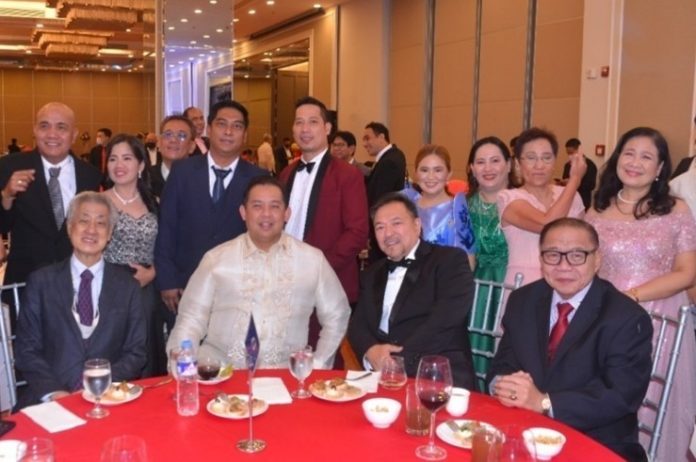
left=387, top=258, right=413, bottom=273
left=297, top=161, right=315, bottom=173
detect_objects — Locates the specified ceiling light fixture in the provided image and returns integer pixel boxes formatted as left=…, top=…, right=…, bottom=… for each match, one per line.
left=194, top=9, right=202, bottom=14
left=313, top=3, right=321, bottom=8
left=266, top=0, right=275, bottom=4
left=180, top=18, right=188, bottom=23
left=248, top=9, right=256, bottom=15
left=168, top=26, right=175, bottom=30
left=203, top=34, right=210, bottom=38
left=209, top=0, right=217, bottom=3
left=233, top=18, right=239, bottom=23
left=216, top=28, right=223, bottom=33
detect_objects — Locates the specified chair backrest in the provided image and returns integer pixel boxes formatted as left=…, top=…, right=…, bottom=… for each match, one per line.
left=468, top=273, right=523, bottom=383
left=0, top=282, right=27, bottom=409
left=638, top=304, right=692, bottom=461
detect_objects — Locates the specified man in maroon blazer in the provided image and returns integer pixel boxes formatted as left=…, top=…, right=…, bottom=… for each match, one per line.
left=279, top=97, right=368, bottom=355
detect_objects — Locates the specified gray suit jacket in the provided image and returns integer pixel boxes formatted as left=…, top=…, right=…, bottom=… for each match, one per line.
left=15, top=259, right=146, bottom=407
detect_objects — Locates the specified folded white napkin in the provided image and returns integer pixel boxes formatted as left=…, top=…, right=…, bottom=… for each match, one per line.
left=21, top=401, right=86, bottom=433
left=252, top=377, right=293, bottom=405
left=346, top=370, right=380, bottom=393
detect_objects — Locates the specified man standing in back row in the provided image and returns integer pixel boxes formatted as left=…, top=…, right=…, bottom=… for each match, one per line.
left=363, top=122, right=406, bottom=261
left=155, top=100, right=266, bottom=316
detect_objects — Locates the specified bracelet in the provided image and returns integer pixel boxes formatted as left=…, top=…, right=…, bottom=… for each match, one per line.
left=628, top=288, right=640, bottom=303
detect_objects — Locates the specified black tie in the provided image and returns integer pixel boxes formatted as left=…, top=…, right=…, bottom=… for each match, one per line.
left=211, top=167, right=231, bottom=203
left=387, top=258, right=413, bottom=273
left=296, top=161, right=315, bottom=173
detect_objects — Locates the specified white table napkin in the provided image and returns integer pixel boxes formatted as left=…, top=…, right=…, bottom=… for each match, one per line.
left=20, top=401, right=86, bottom=433
left=252, top=377, right=293, bottom=404
left=346, top=370, right=380, bottom=393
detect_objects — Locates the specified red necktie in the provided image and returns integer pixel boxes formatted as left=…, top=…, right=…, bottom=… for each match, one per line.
left=547, top=302, right=573, bottom=362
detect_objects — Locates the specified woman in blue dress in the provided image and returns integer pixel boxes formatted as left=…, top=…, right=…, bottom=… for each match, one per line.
left=402, top=144, right=476, bottom=269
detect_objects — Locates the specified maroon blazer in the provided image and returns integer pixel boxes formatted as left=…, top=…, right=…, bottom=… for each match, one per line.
left=279, top=154, right=368, bottom=303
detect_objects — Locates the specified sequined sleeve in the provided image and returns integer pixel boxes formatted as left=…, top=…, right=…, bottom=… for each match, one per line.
left=675, top=210, right=696, bottom=253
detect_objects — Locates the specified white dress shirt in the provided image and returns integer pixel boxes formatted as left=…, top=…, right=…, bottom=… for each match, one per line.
left=379, top=241, right=420, bottom=333
left=285, top=150, right=327, bottom=240
left=70, top=255, right=105, bottom=339
left=549, top=280, right=593, bottom=331
left=41, top=155, right=76, bottom=221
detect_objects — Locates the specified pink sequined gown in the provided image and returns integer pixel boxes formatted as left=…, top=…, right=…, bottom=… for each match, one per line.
left=586, top=211, right=696, bottom=461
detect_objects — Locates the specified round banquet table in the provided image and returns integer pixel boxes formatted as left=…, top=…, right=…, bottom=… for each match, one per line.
left=2, top=370, right=622, bottom=461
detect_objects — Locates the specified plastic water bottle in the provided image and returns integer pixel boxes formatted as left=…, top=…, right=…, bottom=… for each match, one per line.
left=176, top=339, right=199, bottom=416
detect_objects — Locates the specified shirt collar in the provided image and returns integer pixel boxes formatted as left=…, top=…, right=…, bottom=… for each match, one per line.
left=41, top=154, right=73, bottom=171
left=375, top=144, right=393, bottom=163
left=301, top=149, right=328, bottom=167
left=207, top=153, right=239, bottom=173
left=70, top=254, right=105, bottom=279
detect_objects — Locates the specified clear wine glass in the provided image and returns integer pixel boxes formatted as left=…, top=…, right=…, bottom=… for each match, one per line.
left=415, top=355, right=452, bottom=461
left=83, top=358, right=112, bottom=419
left=288, top=346, right=314, bottom=399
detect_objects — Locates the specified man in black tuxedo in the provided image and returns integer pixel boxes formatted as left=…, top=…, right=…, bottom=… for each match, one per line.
left=15, top=192, right=146, bottom=407
left=0, top=102, right=101, bottom=287
left=561, top=138, right=597, bottom=210
left=348, top=193, right=475, bottom=388
left=487, top=218, right=652, bottom=461
left=273, top=137, right=292, bottom=174
left=87, top=128, right=111, bottom=177
left=184, top=106, right=210, bottom=157
left=149, top=115, right=194, bottom=199
left=363, top=122, right=406, bottom=262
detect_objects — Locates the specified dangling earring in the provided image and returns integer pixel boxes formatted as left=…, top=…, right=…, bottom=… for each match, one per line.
left=138, top=170, right=142, bottom=179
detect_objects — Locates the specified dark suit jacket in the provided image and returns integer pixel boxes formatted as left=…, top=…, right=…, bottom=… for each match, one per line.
left=154, top=155, right=266, bottom=291
left=279, top=154, right=369, bottom=303
left=149, top=164, right=166, bottom=199
left=672, top=156, right=694, bottom=179
left=562, top=156, right=597, bottom=209
left=15, top=259, right=146, bottom=407
left=190, top=137, right=210, bottom=157
left=366, top=145, right=406, bottom=207
left=348, top=241, right=476, bottom=388
left=88, top=145, right=106, bottom=173
left=0, top=151, right=101, bottom=285
left=487, top=277, right=652, bottom=461
left=273, top=145, right=290, bottom=174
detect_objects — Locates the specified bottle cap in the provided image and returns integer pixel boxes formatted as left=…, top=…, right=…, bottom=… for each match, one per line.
left=181, top=339, right=193, bottom=349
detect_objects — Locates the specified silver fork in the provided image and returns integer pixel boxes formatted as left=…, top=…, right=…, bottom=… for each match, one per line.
left=346, top=371, right=373, bottom=381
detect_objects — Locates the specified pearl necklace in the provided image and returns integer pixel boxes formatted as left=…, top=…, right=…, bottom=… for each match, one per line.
left=617, top=189, right=639, bottom=204
left=111, top=188, right=139, bottom=205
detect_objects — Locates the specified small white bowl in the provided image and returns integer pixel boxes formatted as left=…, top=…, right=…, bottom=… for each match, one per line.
left=362, top=397, right=402, bottom=429
left=446, top=387, right=470, bottom=417
left=523, top=427, right=566, bottom=460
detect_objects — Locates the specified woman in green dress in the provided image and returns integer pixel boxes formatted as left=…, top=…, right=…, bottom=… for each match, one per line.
left=466, top=136, right=513, bottom=390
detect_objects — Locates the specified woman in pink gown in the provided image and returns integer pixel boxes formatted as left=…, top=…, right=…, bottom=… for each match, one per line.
left=497, top=128, right=586, bottom=291
left=586, top=127, right=696, bottom=461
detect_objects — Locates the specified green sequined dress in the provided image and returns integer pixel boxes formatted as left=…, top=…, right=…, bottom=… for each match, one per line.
left=468, top=193, right=509, bottom=391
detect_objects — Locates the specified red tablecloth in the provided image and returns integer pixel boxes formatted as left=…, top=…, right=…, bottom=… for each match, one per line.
left=2, top=370, right=622, bottom=461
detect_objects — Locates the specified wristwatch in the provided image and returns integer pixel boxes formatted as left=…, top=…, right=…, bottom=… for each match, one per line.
left=541, top=393, right=552, bottom=416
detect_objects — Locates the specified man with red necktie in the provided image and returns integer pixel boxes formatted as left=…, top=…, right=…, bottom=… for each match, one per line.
left=487, top=218, right=653, bottom=461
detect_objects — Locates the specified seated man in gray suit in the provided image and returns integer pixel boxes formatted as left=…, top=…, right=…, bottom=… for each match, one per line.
left=16, top=192, right=146, bottom=407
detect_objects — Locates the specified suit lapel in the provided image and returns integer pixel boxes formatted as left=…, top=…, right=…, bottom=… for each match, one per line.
left=371, top=261, right=389, bottom=334
left=284, top=161, right=299, bottom=196
left=28, top=153, right=57, bottom=231
left=535, top=286, right=553, bottom=374
left=388, top=241, right=430, bottom=325
left=55, top=260, right=86, bottom=353
left=548, top=279, right=602, bottom=370
left=303, top=154, right=331, bottom=236
left=222, top=159, right=251, bottom=206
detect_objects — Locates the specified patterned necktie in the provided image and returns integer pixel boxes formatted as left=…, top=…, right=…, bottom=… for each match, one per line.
left=76, top=269, right=94, bottom=326
left=211, top=167, right=231, bottom=203
left=296, top=161, right=315, bottom=173
left=48, top=167, right=65, bottom=229
left=547, top=302, right=574, bottom=362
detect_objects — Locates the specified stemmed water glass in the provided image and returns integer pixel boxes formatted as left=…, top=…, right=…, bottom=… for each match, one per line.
left=288, top=346, right=314, bottom=399
left=83, top=358, right=112, bottom=419
left=415, top=355, right=452, bottom=461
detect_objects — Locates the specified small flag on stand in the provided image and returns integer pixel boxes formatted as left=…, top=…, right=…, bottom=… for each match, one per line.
left=237, top=313, right=265, bottom=453
left=245, top=314, right=260, bottom=372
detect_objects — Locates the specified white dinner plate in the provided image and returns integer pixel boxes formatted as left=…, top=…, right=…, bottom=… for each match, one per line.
left=206, top=394, right=268, bottom=420
left=0, top=440, right=23, bottom=461
left=82, top=383, right=143, bottom=405
left=309, top=379, right=367, bottom=403
left=436, top=419, right=499, bottom=450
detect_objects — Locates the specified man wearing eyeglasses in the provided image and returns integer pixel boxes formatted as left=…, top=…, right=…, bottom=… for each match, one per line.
left=155, top=101, right=266, bottom=318
left=487, top=217, right=652, bottom=461
left=149, top=116, right=195, bottom=199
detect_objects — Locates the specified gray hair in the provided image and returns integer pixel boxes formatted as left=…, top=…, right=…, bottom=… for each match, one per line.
left=66, top=191, right=118, bottom=233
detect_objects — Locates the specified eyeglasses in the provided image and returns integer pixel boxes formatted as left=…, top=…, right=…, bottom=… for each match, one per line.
left=162, top=131, right=189, bottom=141
left=520, top=154, right=555, bottom=165
left=540, top=249, right=597, bottom=266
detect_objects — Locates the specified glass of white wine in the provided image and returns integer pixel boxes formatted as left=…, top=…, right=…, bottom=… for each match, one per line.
left=288, top=346, right=314, bottom=399
left=83, top=358, right=112, bottom=419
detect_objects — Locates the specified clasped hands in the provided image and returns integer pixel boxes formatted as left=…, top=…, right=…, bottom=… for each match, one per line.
left=493, top=371, right=545, bottom=413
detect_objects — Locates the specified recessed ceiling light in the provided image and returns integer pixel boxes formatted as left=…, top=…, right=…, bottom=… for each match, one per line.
left=194, top=9, right=202, bottom=14
left=266, top=0, right=275, bottom=4
left=198, top=53, right=205, bottom=57
left=210, top=50, right=216, bottom=54
left=265, top=74, right=271, bottom=78
left=248, top=9, right=256, bottom=15
left=180, top=18, right=188, bottom=23
left=313, top=3, right=321, bottom=8
left=102, top=68, right=106, bottom=72
left=125, top=28, right=131, bottom=32
left=25, top=50, right=32, bottom=54
left=36, top=23, right=44, bottom=28
left=168, top=26, right=175, bottom=30
left=169, top=64, right=174, bottom=68
left=209, top=0, right=217, bottom=3
left=216, top=28, right=223, bottom=33
left=190, top=40, right=197, bottom=44
left=244, top=74, right=249, bottom=79
left=233, top=18, right=239, bottom=23
left=203, top=34, right=210, bottom=39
